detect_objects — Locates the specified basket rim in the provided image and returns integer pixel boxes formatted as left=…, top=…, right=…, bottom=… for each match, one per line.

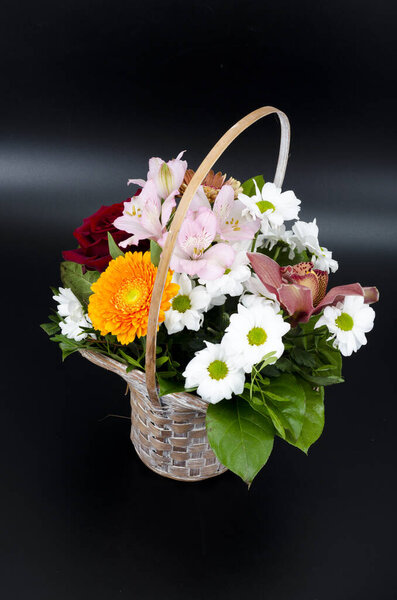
left=79, top=348, right=209, bottom=413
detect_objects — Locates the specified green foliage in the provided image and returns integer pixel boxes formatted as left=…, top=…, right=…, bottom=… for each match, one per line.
left=157, top=376, right=195, bottom=396
left=60, top=262, right=100, bottom=306
left=107, top=232, right=124, bottom=259
left=255, top=240, right=310, bottom=267
left=206, top=398, right=274, bottom=486
left=40, top=321, right=60, bottom=336
left=150, top=240, right=162, bottom=266
left=49, top=334, right=82, bottom=361
left=264, top=317, right=344, bottom=387
left=241, top=175, right=265, bottom=197
left=242, top=372, right=305, bottom=441
left=286, top=381, right=325, bottom=453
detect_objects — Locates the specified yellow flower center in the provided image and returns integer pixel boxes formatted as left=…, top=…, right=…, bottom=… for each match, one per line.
left=115, top=277, right=149, bottom=311
left=172, top=294, right=191, bottom=313
left=247, top=326, right=267, bottom=346
left=126, top=288, right=141, bottom=304
left=335, top=312, right=354, bottom=331
left=207, top=360, right=229, bottom=381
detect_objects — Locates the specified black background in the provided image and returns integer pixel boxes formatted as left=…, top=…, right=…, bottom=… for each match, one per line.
left=1, top=2, right=396, bottom=599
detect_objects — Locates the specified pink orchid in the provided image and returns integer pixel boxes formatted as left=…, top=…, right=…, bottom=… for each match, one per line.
left=170, top=208, right=235, bottom=280
left=128, top=151, right=187, bottom=200
left=113, top=180, right=177, bottom=247
left=212, top=185, right=260, bottom=242
left=248, top=253, right=379, bottom=325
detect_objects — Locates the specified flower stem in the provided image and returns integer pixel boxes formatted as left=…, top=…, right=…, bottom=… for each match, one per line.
left=250, top=231, right=259, bottom=252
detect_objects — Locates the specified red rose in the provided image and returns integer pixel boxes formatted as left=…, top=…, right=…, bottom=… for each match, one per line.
left=63, top=200, right=144, bottom=272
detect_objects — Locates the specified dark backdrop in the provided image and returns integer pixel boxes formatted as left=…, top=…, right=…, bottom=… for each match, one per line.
left=1, top=2, right=396, bottom=599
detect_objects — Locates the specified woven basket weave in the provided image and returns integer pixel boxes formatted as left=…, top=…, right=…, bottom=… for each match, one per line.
left=80, top=349, right=227, bottom=481
left=80, top=106, right=291, bottom=481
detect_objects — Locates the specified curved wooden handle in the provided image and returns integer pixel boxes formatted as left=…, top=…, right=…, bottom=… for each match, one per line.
left=145, top=106, right=290, bottom=405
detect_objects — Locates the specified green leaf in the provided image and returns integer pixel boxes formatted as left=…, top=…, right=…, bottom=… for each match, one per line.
left=206, top=398, right=274, bottom=485
left=249, top=373, right=306, bottom=441
left=157, top=376, right=195, bottom=396
left=286, top=379, right=325, bottom=454
left=150, top=240, right=162, bottom=266
left=40, top=322, right=60, bottom=336
left=60, top=343, right=79, bottom=361
left=241, top=175, right=265, bottom=197
left=290, top=347, right=317, bottom=369
left=273, top=357, right=295, bottom=373
left=118, top=350, right=143, bottom=370
left=156, top=356, right=169, bottom=367
left=107, top=232, right=124, bottom=259
left=60, top=262, right=100, bottom=306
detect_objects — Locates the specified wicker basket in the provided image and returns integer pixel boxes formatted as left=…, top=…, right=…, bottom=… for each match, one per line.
left=80, top=106, right=291, bottom=481
left=80, top=349, right=227, bottom=481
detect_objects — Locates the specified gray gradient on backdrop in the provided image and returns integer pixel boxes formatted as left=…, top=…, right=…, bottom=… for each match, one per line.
left=2, top=134, right=396, bottom=253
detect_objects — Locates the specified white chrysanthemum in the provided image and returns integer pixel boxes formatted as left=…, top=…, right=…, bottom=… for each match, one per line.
left=223, top=303, right=290, bottom=373
left=53, top=287, right=92, bottom=341
left=199, top=250, right=251, bottom=298
left=315, top=295, right=375, bottom=356
left=53, top=287, right=81, bottom=317
left=243, top=274, right=278, bottom=303
left=257, top=222, right=296, bottom=259
left=164, top=273, right=211, bottom=334
left=241, top=293, right=280, bottom=313
left=183, top=342, right=245, bottom=404
left=238, top=181, right=300, bottom=228
left=312, top=247, right=338, bottom=273
left=291, top=219, right=338, bottom=273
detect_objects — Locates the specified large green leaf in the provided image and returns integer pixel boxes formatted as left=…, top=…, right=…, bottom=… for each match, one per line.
left=247, top=373, right=306, bottom=441
left=206, top=398, right=274, bottom=485
left=60, top=261, right=100, bottom=306
left=286, top=379, right=325, bottom=453
left=107, top=232, right=125, bottom=259
left=241, top=175, right=265, bottom=197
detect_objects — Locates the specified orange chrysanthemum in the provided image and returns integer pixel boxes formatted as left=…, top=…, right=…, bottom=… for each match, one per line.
left=88, top=251, right=179, bottom=345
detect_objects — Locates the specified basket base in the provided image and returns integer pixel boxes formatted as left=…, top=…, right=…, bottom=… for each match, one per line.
left=132, top=442, right=227, bottom=482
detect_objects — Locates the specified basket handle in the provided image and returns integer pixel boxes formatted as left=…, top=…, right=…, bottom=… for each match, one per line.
left=145, top=106, right=290, bottom=405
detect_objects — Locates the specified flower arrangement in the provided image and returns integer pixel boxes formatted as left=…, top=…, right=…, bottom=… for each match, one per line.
left=42, top=118, right=379, bottom=485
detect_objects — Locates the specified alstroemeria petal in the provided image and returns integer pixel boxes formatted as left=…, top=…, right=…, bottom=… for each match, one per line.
left=161, top=190, right=178, bottom=227
left=213, top=185, right=234, bottom=223
left=127, top=178, right=146, bottom=187
left=247, top=252, right=283, bottom=295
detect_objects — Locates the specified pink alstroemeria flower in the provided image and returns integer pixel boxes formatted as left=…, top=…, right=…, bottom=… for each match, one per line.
left=171, top=208, right=235, bottom=280
left=212, top=185, right=260, bottom=242
left=128, top=151, right=187, bottom=200
left=248, top=253, right=379, bottom=325
left=113, top=180, right=177, bottom=247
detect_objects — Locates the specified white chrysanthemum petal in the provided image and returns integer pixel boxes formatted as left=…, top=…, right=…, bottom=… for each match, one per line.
left=199, top=250, right=251, bottom=299
left=190, top=285, right=211, bottom=310
left=222, top=303, right=290, bottom=373
left=291, top=219, right=338, bottom=273
left=314, top=295, right=375, bottom=356
left=165, top=273, right=211, bottom=335
left=238, top=181, right=300, bottom=229
left=182, top=343, right=246, bottom=404
left=53, top=287, right=93, bottom=341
